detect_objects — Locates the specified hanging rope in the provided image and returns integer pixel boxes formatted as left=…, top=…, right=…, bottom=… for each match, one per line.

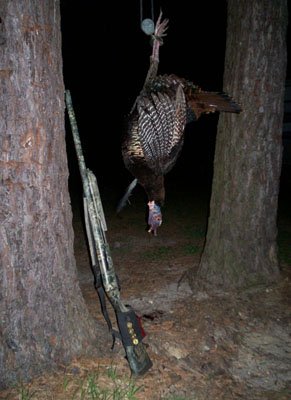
left=140, top=0, right=155, bottom=35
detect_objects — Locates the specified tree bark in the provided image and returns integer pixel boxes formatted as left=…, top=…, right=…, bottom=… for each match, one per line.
left=189, top=0, right=288, bottom=292
left=0, top=0, right=99, bottom=388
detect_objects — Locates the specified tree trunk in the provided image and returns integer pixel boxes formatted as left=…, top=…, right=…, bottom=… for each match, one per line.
left=0, top=0, right=99, bottom=388
left=189, top=0, right=288, bottom=292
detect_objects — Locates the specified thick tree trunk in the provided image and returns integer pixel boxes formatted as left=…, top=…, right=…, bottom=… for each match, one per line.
left=189, top=0, right=288, bottom=292
left=0, top=0, right=99, bottom=388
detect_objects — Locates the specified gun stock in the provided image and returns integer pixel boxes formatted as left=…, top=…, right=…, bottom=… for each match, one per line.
left=65, top=90, right=152, bottom=377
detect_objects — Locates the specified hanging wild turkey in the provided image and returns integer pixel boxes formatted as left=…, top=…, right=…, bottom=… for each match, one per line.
left=118, top=12, right=241, bottom=235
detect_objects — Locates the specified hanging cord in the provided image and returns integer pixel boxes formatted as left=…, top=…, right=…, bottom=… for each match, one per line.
left=140, top=0, right=154, bottom=25
left=140, top=0, right=155, bottom=35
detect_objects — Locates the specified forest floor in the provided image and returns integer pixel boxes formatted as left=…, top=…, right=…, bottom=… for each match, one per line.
left=1, top=175, right=291, bottom=400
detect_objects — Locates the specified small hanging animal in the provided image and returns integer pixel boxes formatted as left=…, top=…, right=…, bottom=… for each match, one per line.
left=117, top=12, right=241, bottom=234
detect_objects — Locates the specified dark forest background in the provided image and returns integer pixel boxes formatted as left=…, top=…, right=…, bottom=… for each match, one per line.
left=60, top=0, right=290, bottom=203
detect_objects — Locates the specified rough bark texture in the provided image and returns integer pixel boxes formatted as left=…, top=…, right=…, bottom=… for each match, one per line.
left=0, top=0, right=99, bottom=388
left=189, top=0, right=288, bottom=292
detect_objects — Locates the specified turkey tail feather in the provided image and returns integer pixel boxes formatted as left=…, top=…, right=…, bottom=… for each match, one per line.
left=215, top=92, right=242, bottom=113
left=186, top=91, right=242, bottom=120
left=116, top=178, right=138, bottom=213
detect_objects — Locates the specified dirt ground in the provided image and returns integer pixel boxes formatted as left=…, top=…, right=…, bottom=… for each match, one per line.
left=1, top=177, right=291, bottom=400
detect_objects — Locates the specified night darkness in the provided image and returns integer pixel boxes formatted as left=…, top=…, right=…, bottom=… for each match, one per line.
left=60, top=0, right=290, bottom=204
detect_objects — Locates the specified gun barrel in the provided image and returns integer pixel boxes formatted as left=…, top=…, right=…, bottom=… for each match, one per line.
left=65, top=90, right=89, bottom=192
left=65, top=90, right=120, bottom=300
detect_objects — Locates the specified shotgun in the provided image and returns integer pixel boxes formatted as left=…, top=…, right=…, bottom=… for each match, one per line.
left=65, top=90, right=152, bottom=377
